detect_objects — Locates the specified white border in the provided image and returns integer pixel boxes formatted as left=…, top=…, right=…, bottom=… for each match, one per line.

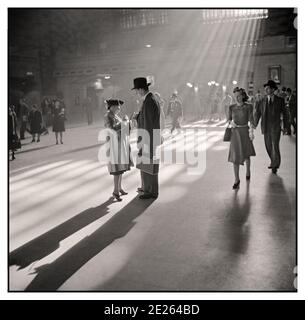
left=1, top=0, right=303, bottom=300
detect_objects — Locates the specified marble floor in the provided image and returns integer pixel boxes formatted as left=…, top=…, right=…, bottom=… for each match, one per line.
left=9, top=120, right=296, bottom=291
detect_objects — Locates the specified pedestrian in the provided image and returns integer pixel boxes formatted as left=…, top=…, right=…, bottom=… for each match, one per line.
left=9, top=105, right=20, bottom=160
left=18, top=98, right=29, bottom=140
left=286, top=88, right=297, bottom=135
left=228, top=87, right=256, bottom=189
left=167, top=92, right=183, bottom=134
left=104, top=99, right=132, bottom=201
left=254, top=80, right=288, bottom=174
left=221, top=91, right=233, bottom=121
left=28, top=104, right=43, bottom=143
left=83, top=96, right=93, bottom=125
left=52, top=100, right=66, bottom=144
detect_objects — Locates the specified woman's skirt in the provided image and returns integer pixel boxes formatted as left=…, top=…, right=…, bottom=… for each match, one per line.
left=108, top=164, right=131, bottom=175
left=53, top=119, right=65, bottom=132
left=228, top=127, right=256, bottom=165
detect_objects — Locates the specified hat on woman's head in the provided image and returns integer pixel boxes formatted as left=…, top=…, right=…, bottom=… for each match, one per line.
left=106, top=99, right=124, bottom=109
left=131, top=77, right=151, bottom=90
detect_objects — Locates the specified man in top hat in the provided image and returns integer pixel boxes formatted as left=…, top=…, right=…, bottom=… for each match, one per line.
left=132, top=77, right=161, bottom=199
left=254, top=80, right=288, bottom=174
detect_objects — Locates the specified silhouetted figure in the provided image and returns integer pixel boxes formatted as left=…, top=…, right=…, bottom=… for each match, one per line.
left=167, top=92, right=183, bottom=134
left=52, top=100, right=66, bottom=144
left=9, top=105, right=20, bottom=160
left=28, top=104, right=43, bottom=143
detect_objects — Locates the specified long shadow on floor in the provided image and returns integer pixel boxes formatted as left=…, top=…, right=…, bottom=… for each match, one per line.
left=223, top=183, right=251, bottom=255
left=23, top=196, right=154, bottom=291
left=10, top=197, right=115, bottom=269
left=16, top=145, right=55, bottom=154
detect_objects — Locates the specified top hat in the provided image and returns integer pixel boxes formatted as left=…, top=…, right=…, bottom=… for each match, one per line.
left=106, top=99, right=124, bottom=109
left=264, top=80, right=278, bottom=90
left=131, top=77, right=151, bottom=90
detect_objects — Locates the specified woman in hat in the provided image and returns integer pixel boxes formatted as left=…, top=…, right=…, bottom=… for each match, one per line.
left=104, top=99, right=132, bottom=201
left=228, top=87, right=256, bottom=189
left=28, top=104, right=43, bottom=143
left=52, top=100, right=66, bottom=144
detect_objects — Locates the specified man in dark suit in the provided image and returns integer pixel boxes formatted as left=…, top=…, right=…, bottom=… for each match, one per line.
left=132, top=77, right=160, bottom=199
left=254, top=80, right=288, bottom=174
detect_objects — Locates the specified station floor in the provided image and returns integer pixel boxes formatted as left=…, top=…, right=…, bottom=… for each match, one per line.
left=9, top=120, right=296, bottom=291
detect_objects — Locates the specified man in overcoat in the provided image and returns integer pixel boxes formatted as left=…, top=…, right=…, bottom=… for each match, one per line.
left=132, top=77, right=160, bottom=199
left=254, top=80, right=288, bottom=174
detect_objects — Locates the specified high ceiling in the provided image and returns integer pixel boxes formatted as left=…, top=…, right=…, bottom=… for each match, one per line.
left=9, top=8, right=296, bottom=56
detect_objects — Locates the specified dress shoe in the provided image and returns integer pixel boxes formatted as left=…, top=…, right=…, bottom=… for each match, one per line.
left=246, top=175, right=251, bottom=180
left=272, top=168, right=277, bottom=174
left=119, top=189, right=128, bottom=195
left=31, top=139, right=35, bottom=143
left=232, top=180, right=240, bottom=189
left=268, top=165, right=272, bottom=169
left=137, top=187, right=144, bottom=192
left=37, top=139, right=40, bottom=142
left=112, top=192, right=122, bottom=201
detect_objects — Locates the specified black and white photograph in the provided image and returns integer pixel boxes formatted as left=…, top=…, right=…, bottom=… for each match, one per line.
left=6, top=5, right=298, bottom=294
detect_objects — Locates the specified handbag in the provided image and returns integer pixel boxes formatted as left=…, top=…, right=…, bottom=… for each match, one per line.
left=223, top=127, right=232, bottom=142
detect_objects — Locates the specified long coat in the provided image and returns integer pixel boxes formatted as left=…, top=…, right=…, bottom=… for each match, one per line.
left=254, top=95, right=287, bottom=134
left=136, top=92, right=161, bottom=174
left=28, top=109, right=42, bottom=134
left=9, top=110, right=19, bottom=150
left=104, top=111, right=132, bottom=175
left=52, top=107, right=66, bottom=132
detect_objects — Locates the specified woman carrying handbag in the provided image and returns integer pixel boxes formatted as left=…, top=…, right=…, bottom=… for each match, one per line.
left=227, top=88, right=256, bottom=189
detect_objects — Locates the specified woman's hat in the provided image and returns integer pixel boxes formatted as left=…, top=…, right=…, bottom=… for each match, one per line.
left=131, top=77, right=151, bottom=90
left=106, top=99, right=124, bottom=109
left=264, top=80, right=278, bottom=90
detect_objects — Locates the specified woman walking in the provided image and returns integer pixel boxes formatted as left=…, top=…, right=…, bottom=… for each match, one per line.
left=104, top=99, right=133, bottom=201
left=228, top=88, right=256, bottom=189
left=52, top=100, right=66, bottom=144
left=28, top=104, right=43, bottom=142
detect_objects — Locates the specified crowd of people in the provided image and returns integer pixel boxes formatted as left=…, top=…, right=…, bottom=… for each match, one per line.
left=8, top=97, right=67, bottom=160
left=102, top=77, right=297, bottom=198
left=9, top=77, right=297, bottom=197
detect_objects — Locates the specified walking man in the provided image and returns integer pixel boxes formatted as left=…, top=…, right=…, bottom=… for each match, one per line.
left=254, top=80, right=288, bottom=174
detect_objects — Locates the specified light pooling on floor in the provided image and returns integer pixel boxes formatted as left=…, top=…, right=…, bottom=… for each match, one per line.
left=9, top=121, right=296, bottom=291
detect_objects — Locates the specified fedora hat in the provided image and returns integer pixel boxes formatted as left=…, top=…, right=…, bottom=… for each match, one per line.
left=131, top=77, right=151, bottom=90
left=106, top=99, right=124, bottom=109
left=264, top=80, right=278, bottom=90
